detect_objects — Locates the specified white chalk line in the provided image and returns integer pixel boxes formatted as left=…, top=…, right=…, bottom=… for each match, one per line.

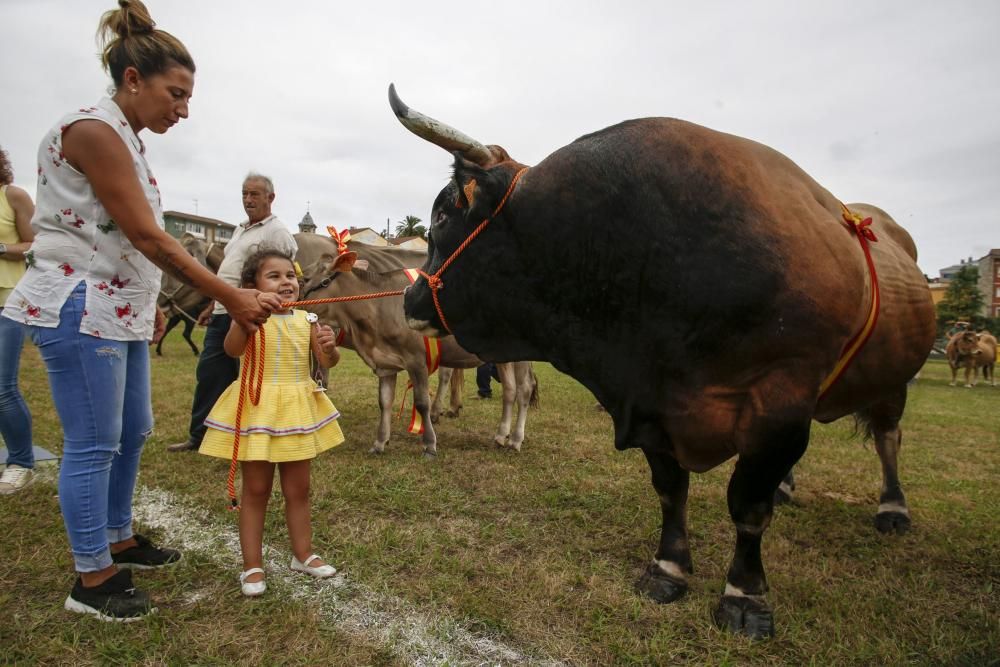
left=132, top=485, right=566, bottom=667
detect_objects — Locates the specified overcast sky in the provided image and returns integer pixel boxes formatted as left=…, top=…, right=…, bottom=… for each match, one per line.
left=2, top=0, right=997, bottom=277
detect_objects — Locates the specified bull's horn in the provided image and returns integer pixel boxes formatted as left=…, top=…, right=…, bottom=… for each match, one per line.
left=388, top=83, right=493, bottom=166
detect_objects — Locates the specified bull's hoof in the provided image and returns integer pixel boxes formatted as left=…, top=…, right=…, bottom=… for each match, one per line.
left=446, top=408, right=462, bottom=418
left=773, top=487, right=792, bottom=505
left=368, top=446, right=386, bottom=455
left=493, top=436, right=508, bottom=448
left=422, top=449, right=437, bottom=460
left=874, top=511, right=911, bottom=534
left=635, top=563, right=688, bottom=604
left=430, top=414, right=440, bottom=424
left=949, top=381, right=956, bottom=386
left=712, top=595, right=774, bottom=639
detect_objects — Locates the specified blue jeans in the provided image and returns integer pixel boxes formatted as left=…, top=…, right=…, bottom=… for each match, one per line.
left=0, top=309, right=35, bottom=468
left=29, top=283, right=153, bottom=572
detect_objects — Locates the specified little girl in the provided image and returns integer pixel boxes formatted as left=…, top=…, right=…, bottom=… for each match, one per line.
left=199, top=247, right=344, bottom=596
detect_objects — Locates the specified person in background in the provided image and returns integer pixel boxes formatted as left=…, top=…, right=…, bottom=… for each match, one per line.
left=1, top=0, right=278, bottom=621
left=476, top=362, right=499, bottom=399
left=168, top=173, right=297, bottom=453
left=0, top=145, right=37, bottom=494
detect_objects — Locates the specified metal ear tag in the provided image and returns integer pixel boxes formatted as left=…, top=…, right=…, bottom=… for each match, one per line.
left=306, top=312, right=319, bottom=324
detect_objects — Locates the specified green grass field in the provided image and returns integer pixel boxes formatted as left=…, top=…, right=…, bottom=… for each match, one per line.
left=1, top=329, right=998, bottom=666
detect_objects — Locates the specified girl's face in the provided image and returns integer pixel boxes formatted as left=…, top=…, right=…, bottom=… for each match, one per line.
left=254, top=256, right=299, bottom=305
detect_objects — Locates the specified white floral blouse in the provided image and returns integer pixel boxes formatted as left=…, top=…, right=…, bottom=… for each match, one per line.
left=1, top=97, right=163, bottom=341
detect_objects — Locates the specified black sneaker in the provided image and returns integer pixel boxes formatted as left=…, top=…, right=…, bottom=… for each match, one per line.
left=111, top=534, right=182, bottom=569
left=64, top=569, right=155, bottom=622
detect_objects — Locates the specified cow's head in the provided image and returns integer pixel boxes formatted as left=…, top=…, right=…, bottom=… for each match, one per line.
left=955, top=331, right=983, bottom=357
left=389, top=84, right=527, bottom=338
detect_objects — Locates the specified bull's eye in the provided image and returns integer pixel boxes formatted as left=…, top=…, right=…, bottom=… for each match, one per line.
left=435, top=210, right=448, bottom=226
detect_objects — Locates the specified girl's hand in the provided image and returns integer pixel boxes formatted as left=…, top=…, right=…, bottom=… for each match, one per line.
left=316, top=324, right=337, bottom=353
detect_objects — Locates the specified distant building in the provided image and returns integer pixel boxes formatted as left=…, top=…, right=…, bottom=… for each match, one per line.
left=976, top=249, right=1000, bottom=318
left=347, top=227, right=389, bottom=246
left=389, top=235, right=428, bottom=251
left=163, top=210, right=235, bottom=244
left=298, top=211, right=316, bottom=234
left=938, top=257, right=976, bottom=281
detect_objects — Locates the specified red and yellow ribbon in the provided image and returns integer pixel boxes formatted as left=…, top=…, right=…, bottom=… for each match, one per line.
left=396, top=268, right=442, bottom=434
left=327, top=226, right=352, bottom=255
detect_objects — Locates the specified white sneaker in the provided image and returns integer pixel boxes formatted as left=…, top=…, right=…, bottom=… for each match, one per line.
left=0, top=465, right=34, bottom=495
left=290, top=554, right=336, bottom=578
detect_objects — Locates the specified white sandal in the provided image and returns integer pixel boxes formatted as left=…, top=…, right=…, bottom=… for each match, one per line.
left=290, top=554, right=336, bottom=578
left=239, top=568, right=266, bottom=596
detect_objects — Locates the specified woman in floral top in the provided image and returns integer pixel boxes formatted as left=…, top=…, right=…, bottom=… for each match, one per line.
left=1, top=0, right=281, bottom=622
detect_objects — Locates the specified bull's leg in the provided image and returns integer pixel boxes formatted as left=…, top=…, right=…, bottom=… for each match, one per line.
left=492, top=363, right=516, bottom=448
left=713, top=417, right=810, bottom=639
left=370, top=374, right=397, bottom=454
left=182, top=318, right=200, bottom=356
left=407, top=368, right=438, bottom=458
left=773, top=469, right=796, bottom=505
left=965, top=364, right=976, bottom=387
left=635, top=449, right=692, bottom=604
left=447, top=367, right=464, bottom=418
left=949, top=363, right=958, bottom=386
left=506, top=362, right=534, bottom=452
left=430, top=368, right=453, bottom=424
left=860, top=388, right=911, bottom=534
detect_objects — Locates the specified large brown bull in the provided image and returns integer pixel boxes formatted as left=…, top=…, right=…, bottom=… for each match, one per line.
left=390, top=84, right=936, bottom=638
left=294, top=233, right=538, bottom=456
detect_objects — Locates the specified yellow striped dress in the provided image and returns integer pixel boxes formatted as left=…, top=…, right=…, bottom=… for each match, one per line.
left=199, top=310, right=344, bottom=462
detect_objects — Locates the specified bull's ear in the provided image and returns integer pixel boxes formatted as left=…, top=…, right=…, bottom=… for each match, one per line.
left=452, top=152, right=490, bottom=213
left=332, top=251, right=357, bottom=273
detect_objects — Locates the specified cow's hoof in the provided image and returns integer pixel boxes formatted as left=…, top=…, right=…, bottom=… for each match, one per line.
left=874, top=511, right=910, bottom=534
left=430, top=414, right=440, bottom=424
left=773, top=487, right=792, bottom=505
left=493, top=436, right=508, bottom=448
left=712, top=595, right=774, bottom=639
left=949, top=382, right=956, bottom=386
left=446, top=408, right=462, bottom=418
left=635, top=563, right=688, bottom=604
left=422, top=450, right=437, bottom=460
left=368, top=446, right=386, bottom=455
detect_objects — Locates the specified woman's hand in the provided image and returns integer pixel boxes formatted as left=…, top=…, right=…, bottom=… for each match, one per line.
left=224, top=288, right=281, bottom=333
left=150, top=307, right=167, bottom=345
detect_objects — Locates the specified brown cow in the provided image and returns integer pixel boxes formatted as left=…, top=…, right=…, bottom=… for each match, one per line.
left=947, top=331, right=997, bottom=386
left=294, top=233, right=538, bottom=456
left=156, top=233, right=213, bottom=356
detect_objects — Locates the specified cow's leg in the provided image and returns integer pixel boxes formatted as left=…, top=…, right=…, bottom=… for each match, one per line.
left=181, top=318, right=199, bottom=356
left=370, top=373, right=397, bottom=454
left=949, top=363, right=958, bottom=386
left=447, top=367, right=464, bottom=418
left=492, top=363, right=516, bottom=448
left=155, top=315, right=183, bottom=356
left=773, top=469, right=796, bottom=505
left=713, top=415, right=810, bottom=639
left=965, top=364, right=975, bottom=387
left=635, top=448, right=692, bottom=604
left=430, top=368, right=452, bottom=424
left=407, top=368, right=437, bottom=458
left=506, top=362, right=534, bottom=452
left=859, top=387, right=911, bottom=534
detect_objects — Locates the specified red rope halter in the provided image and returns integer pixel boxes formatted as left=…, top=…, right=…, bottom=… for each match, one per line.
left=417, top=167, right=529, bottom=333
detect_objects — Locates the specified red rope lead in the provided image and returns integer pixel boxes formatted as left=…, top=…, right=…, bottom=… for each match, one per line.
left=226, top=327, right=266, bottom=509
left=817, top=206, right=881, bottom=400
left=417, top=166, right=529, bottom=333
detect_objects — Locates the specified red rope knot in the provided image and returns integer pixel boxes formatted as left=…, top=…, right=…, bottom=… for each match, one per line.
left=418, top=270, right=443, bottom=291
left=842, top=209, right=878, bottom=243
